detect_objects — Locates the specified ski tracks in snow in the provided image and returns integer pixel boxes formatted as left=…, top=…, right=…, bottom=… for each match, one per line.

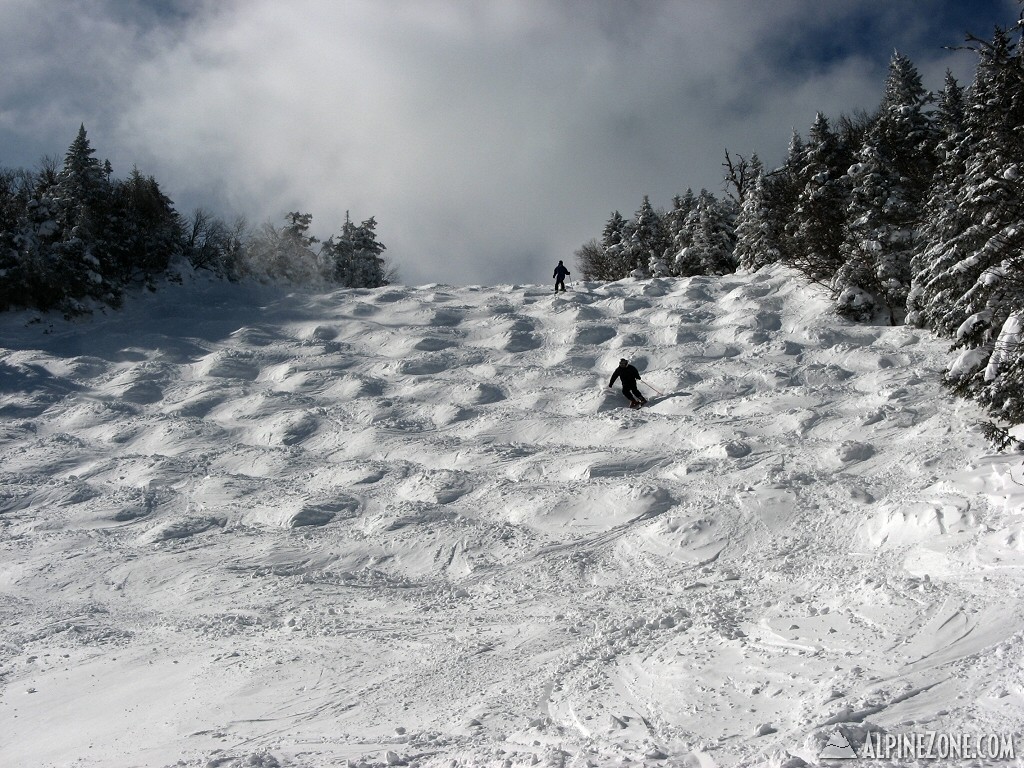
left=1, top=267, right=1023, bottom=767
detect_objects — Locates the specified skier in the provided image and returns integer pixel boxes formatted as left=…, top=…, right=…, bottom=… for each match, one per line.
left=553, top=260, right=570, bottom=293
left=609, top=358, right=647, bottom=409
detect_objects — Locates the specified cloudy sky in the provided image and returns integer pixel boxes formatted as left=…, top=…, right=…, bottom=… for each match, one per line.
left=0, top=0, right=1018, bottom=285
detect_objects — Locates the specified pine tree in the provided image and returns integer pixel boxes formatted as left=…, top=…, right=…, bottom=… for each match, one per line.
left=672, top=191, right=706, bottom=277
left=645, top=198, right=675, bottom=277
left=927, top=30, right=1024, bottom=345
left=56, top=125, right=108, bottom=214
left=48, top=124, right=115, bottom=308
left=691, top=191, right=737, bottom=275
left=670, top=190, right=735, bottom=276
left=665, top=190, right=696, bottom=276
left=348, top=215, right=389, bottom=287
left=0, top=169, right=29, bottom=310
left=786, top=115, right=850, bottom=284
left=974, top=311, right=1024, bottom=422
left=768, top=132, right=805, bottom=266
left=107, top=168, right=183, bottom=286
left=752, top=136, right=804, bottom=271
left=733, top=156, right=781, bottom=272
left=834, top=53, right=935, bottom=322
left=601, top=210, right=627, bottom=252
left=321, top=212, right=389, bottom=288
left=597, top=210, right=628, bottom=279
left=619, top=195, right=669, bottom=278
left=922, top=28, right=1024, bottom=420
left=2, top=163, right=65, bottom=310
left=907, top=70, right=968, bottom=327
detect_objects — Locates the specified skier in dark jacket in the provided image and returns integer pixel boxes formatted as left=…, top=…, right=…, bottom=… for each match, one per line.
left=609, top=358, right=647, bottom=408
left=553, top=260, right=570, bottom=292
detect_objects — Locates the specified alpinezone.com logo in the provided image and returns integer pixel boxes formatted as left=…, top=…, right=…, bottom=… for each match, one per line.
left=820, top=727, right=1018, bottom=761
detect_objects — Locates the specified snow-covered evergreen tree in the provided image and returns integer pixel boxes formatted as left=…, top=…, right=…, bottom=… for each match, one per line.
left=0, top=170, right=30, bottom=310
left=664, top=189, right=696, bottom=275
left=602, top=210, right=627, bottom=252
left=917, top=30, right=1024, bottom=346
left=107, top=168, right=182, bottom=288
left=646, top=205, right=675, bottom=278
left=926, top=29, right=1024, bottom=421
left=620, top=195, right=669, bottom=278
left=48, top=125, right=116, bottom=308
left=973, top=311, right=1024, bottom=422
left=734, top=156, right=781, bottom=272
left=598, top=210, right=629, bottom=279
left=907, top=70, right=968, bottom=328
left=672, top=190, right=735, bottom=276
left=787, top=115, right=850, bottom=284
left=672, top=192, right=705, bottom=277
left=834, top=53, right=934, bottom=322
left=689, top=191, right=737, bottom=275
left=758, top=135, right=804, bottom=269
left=0, top=125, right=403, bottom=311
left=3, top=125, right=187, bottom=310
left=321, top=212, right=389, bottom=288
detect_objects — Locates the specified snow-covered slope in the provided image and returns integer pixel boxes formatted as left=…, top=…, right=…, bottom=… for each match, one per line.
left=1, top=267, right=1022, bottom=768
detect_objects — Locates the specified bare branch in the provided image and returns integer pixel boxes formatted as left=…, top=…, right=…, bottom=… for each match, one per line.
left=722, top=149, right=752, bottom=205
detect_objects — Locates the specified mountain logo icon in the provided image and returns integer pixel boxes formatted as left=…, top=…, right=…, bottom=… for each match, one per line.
left=819, top=726, right=859, bottom=759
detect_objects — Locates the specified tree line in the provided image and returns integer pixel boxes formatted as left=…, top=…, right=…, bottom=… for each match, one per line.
left=577, top=24, right=1024, bottom=436
left=0, top=125, right=392, bottom=316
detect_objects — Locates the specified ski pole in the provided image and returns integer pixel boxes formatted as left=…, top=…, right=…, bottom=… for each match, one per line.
left=640, top=381, right=664, bottom=397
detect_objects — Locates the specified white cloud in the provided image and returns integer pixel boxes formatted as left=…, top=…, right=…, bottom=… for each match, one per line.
left=0, top=0, right=1016, bottom=284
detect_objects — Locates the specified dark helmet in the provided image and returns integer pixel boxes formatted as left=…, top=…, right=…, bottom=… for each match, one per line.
left=619, top=358, right=628, bottom=366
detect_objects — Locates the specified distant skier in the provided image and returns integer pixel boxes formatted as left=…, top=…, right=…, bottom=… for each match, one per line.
left=553, top=260, right=570, bottom=293
left=609, top=358, right=647, bottom=409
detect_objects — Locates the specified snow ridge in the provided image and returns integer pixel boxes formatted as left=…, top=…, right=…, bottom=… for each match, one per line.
left=1, top=267, right=1022, bottom=767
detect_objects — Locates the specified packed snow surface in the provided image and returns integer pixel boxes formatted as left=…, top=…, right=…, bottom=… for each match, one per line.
left=1, top=267, right=1023, bottom=767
